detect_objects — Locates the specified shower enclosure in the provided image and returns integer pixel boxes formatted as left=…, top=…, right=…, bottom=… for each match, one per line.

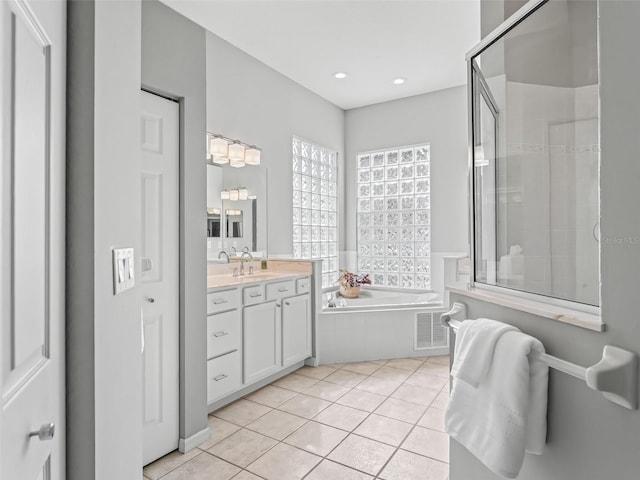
left=469, top=0, right=600, bottom=307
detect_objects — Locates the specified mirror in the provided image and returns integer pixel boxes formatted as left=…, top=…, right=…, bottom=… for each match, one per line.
left=470, top=0, right=599, bottom=306
left=206, top=163, right=267, bottom=259
left=225, top=209, right=243, bottom=238
left=207, top=210, right=221, bottom=238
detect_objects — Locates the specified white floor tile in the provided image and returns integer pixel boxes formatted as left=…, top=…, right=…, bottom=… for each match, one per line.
left=208, top=429, right=277, bottom=467
left=246, top=443, right=321, bottom=480
left=327, top=434, right=395, bottom=476
left=380, top=449, right=448, bottom=480
left=284, top=421, right=348, bottom=456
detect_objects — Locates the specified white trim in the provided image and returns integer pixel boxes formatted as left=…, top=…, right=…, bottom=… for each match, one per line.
left=178, top=427, right=210, bottom=453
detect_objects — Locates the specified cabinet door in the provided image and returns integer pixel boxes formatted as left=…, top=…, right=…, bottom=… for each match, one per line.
left=282, top=294, right=312, bottom=367
left=243, top=300, right=281, bottom=385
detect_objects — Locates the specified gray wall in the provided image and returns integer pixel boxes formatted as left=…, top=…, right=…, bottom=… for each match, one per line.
left=205, top=32, right=346, bottom=257
left=141, top=0, right=209, bottom=444
left=451, top=1, right=640, bottom=479
left=344, top=86, right=469, bottom=291
left=66, top=0, right=143, bottom=478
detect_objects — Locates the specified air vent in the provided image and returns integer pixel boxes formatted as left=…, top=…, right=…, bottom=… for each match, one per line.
left=415, top=312, right=449, bottom=350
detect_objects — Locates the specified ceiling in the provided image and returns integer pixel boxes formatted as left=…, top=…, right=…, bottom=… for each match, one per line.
left=161, top=0, right=481, bottom=110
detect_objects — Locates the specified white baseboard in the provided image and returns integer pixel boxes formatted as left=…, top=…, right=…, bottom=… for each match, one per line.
left=304, top=357, right=319, bottom=367
left=179, top=426, right=210, bottom=453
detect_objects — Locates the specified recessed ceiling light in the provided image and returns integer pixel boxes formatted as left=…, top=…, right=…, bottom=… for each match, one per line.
left=393, top=77, right=407, bottom=85
left=334, top=72, right=348, bottom=79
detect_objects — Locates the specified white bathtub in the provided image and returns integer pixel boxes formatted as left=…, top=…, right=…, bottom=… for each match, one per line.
left=317, top=287, right=450, bottom=364
left=324, top=288, right=441, bottom=311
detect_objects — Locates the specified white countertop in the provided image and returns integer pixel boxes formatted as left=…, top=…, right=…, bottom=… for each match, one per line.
left=207, top=270, right=308, bottom=290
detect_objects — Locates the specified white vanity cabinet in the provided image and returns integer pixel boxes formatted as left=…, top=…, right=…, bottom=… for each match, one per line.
left=206, top=273, right=314, bottom=410
left=206, top=289, right=242, bottom=403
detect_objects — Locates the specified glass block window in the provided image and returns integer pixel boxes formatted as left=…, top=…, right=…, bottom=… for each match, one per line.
left=292, top=137, right=338, bottom=288
left=357, top=144, right=431, bottom=289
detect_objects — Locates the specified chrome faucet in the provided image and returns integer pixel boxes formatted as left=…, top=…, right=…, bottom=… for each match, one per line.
left=240, top=251, right=254, bottom=276
left=218, top=250, right=230, bottom=263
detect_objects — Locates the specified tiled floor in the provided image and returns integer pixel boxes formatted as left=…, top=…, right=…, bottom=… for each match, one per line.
left=143, top=356, right=450, bottom=480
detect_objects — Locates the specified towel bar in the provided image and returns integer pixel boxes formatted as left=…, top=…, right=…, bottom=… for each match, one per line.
left=441, top=302, right=638, bottom=410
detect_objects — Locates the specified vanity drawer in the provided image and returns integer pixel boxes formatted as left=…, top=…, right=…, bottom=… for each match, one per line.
left=207, top=350, right=241, bottom=403
left=266, top=280, right=296, bottom=301
left=207, top=288, right=240, bottom=314
left=207, top=310, right=241, bottom=359
left=296, top=277, right=311, bottom=294
left=243, top=284, right=265, bottom=305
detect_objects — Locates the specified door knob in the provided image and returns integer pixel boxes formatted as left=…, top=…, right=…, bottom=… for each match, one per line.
left=147, top=298, right=155, bottom=303
left=29, top=423, right=55, bottom=441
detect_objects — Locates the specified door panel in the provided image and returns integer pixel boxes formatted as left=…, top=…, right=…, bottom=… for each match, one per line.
left=243, top=301, right=281, bottom=384
left=141, top=173, right=163, bottom=283
left=282, top=294, right=311, bottom=367
left=140, top=90, right=179, bottom=465
left=1, top=0, right=65, bottom=478
left=143, top=312, right=164, bottom=424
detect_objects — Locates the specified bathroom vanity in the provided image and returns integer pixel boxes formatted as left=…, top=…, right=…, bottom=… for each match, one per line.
left=205, top=265, right=316, bottom=411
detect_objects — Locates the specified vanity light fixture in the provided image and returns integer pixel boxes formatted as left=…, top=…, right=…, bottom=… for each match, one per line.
left=393, top=77, right=406, bottom=85
left=228, top=141, right=245, bottom=163
left=221, top=187, right=250, bottom=201
left=209, top=135, right=228, bottom=156
left=245, top=146, right=261, bottom=165
left=207, top=207, right=221, bottom=215
left=206, top=132, right=262, bottom=168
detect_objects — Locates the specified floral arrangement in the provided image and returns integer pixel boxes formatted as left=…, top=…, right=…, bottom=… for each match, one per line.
left=337, top=269, right=372, bottom=288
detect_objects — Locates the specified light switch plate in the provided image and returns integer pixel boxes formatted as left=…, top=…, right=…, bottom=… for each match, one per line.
left=113, top=247, right=135, bottom=294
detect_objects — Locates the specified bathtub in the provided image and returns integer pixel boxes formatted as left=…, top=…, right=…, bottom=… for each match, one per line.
left=317, top=287, right=450, bottom=364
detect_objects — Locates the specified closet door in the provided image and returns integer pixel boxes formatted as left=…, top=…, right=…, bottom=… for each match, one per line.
left=140, top=90, right=180, bottom=465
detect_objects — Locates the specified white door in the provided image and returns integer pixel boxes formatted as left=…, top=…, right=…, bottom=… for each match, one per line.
left=140, top=90, right=180, bottom=465
left=0, top=0, right=65, bottom=479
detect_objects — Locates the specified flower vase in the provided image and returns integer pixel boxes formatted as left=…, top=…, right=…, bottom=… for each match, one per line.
left=340, top=285, right=361, bottom=298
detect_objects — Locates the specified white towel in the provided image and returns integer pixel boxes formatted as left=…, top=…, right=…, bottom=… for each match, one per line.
left=445, top=325, right=548, bottom=479
left=450, top=318, right=518, bottom=387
